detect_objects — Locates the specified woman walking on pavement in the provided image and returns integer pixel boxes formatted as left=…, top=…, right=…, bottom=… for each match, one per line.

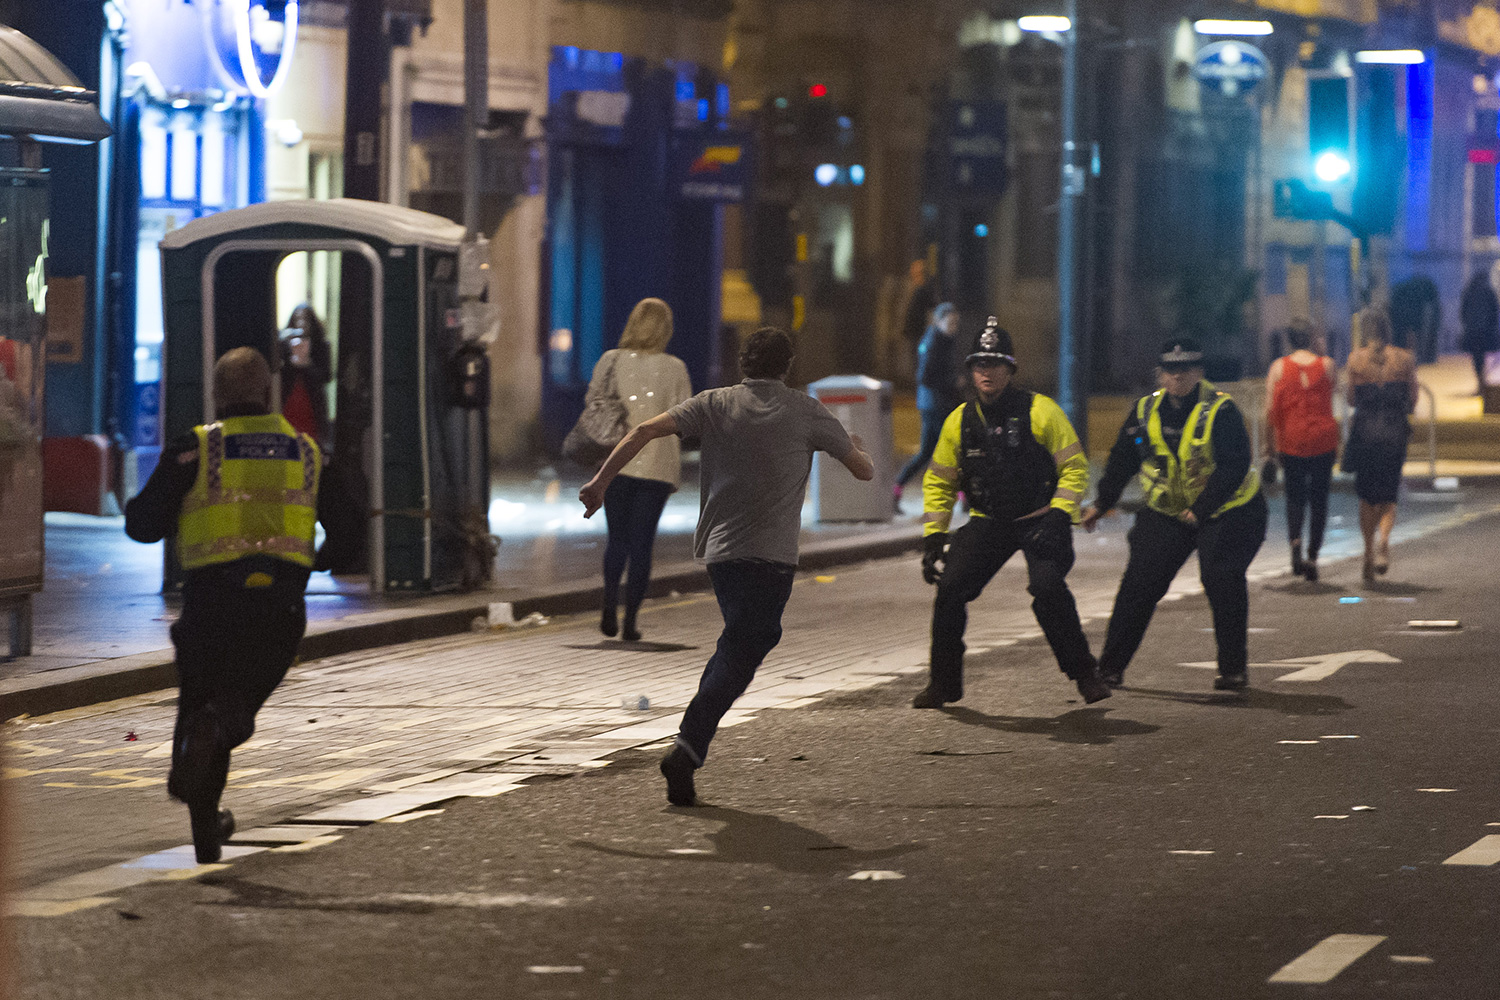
left=1264, top=320, right=1339, bottom=582
left=894, top=303, right=962, bottom=509
left=591, top=298, right=693, bottom=640
left=1343, top=310, right=1418, bottom=583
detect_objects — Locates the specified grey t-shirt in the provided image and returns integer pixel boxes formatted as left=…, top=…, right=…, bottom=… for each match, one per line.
left=669, top=379, right=855, bottom=566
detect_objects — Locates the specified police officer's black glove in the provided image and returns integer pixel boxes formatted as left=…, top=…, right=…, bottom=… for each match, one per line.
left=921, top=532, right=949, bottom=585
left=1024, top=507, right=1074, bottom=562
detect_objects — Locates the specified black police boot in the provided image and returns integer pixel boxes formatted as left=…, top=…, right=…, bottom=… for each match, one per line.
left=1074, top=666, right=1112, bottom=705
left=1213, top=672, right=1249, bottom=691
left=912, top=686, right=957, bottom=709
left=659, top=746, right=699, bottom=807
left=189, top=800, right=226, bottom=864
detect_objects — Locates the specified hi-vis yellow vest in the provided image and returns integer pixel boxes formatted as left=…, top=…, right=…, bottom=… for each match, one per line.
left=177, top=414, right=320, bottom=571
left=1136, top=383, right=1259, bottom=519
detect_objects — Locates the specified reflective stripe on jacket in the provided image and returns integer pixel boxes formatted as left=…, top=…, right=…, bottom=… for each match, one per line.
left=1135, top=383, right=1258, bottom=519
left=177, top=414, right=320, bottom=571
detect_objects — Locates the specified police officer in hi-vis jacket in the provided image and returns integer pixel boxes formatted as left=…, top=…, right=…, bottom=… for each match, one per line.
left=126, top=347, right=357, bottom=862
left=917, top=319, right=1112, bottom=708
left=1081, top=338, right=1268, bottom=691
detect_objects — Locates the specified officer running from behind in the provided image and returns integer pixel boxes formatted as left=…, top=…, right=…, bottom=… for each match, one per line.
left=917, top=319, right=1112, bottom=708
left=126, top=347, right=358, bottom=862
left=1080, top=338, right=1267, bottom=691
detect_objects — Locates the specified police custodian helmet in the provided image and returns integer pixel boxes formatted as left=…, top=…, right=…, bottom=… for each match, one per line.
left=1158, top=337, right=1205, bottom=371
left=966, top=317, right=1017, bottom=368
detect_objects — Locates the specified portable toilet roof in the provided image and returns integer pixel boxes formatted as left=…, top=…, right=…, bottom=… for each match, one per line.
left=159, top=198, right=466, bottom=251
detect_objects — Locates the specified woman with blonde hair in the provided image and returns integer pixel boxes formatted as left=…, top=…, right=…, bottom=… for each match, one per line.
left=1343, top=309, right=1418, bottom=582
left=589, top=298, right=692, bottom=639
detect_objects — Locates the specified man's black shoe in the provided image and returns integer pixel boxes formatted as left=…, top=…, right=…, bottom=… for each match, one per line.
left=912, top=686, right=956, bottom=709
left=660, top=747, right=698, bottom=807
left=1213, top=672, right=1250, bottom=691
left=1075, top=669, right=1112, bottom=705
left=1100, top=667, right=1125, bottom=688
left=189, top=801, right=226, bottom=864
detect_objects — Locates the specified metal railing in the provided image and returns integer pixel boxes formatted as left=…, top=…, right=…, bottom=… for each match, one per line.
left=1232, top=377, right=1439, bottom=483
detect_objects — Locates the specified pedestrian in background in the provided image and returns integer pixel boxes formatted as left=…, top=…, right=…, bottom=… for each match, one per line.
left=894, top=302, right=962, bottom=508
left=579, top=328, right=874, bottom=806
left=1460, top=270, right=1498, bottom=397
left=916, top=319, right=1109, bottom=708
left=125, top=348, right=358, bottom=863
left=1264, top=319, right=1339, bottom=582
left=590, top=298, right=693, bottom=641
left=1343, top=310, right=1418, bottom=582
left=1081, top=338, right=1266, bottom=691
left=278, top=304, right=332, bottom=447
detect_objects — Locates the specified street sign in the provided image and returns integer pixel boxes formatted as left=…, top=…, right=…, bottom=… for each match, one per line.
left=1193, top=40, right=1269, bottom=97
left=677, top=136, right=750, bottom=202
left=1180, top=649, right=1401, bottom=682
left=946, top=101, right=1008, bottom=195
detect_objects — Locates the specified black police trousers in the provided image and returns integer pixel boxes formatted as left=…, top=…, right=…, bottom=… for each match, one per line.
left=1098, top=493, right=1268, bottom=680
left=168, top=584, right=306, bottom=806
left=928, top=514, right=1095, bottom=701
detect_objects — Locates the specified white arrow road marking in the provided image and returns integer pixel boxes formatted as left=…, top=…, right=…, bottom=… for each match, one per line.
left=1442, top=835, right=1500, bottom=866
left=1269, top=934, right=1386, bottom=984
left=1179, top=650, right=1400, bottom=682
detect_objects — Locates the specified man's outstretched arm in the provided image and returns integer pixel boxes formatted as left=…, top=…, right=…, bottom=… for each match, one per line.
left=579, top=413, right=679, bottom=517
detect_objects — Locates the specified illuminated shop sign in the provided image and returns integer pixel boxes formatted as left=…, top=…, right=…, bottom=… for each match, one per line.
left=202, top=0, right=300, bottom=98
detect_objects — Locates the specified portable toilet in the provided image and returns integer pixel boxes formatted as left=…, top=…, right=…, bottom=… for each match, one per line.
left=157, top=199, right=490, bottom=593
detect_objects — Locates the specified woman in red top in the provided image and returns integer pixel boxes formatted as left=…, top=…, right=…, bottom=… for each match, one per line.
left=1265, top=321, right=1340, bottom=581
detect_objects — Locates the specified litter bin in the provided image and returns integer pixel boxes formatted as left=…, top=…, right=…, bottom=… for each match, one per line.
left=808, top=375, right=894, bottom=522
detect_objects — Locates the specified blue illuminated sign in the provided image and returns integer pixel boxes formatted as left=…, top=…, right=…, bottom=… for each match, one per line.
left=203, top=0, right=300, bottom=98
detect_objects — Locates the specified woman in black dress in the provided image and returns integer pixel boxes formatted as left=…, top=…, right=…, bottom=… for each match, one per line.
left=1343, top=310, right=1418, bottom=583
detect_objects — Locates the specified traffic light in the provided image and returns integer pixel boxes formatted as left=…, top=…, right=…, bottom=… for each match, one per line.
left=1307, top=76, right=1352, bottom=184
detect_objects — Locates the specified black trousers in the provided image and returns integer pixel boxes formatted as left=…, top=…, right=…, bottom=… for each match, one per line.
left=928, top=515, right=1095, bottom=701
left=897, top=407, right=947, bottom=488
left=1098, top=495, right=1267, bottom=680
left=168, top=583, right=307, bottom=806
left=602, top=474, right=674, bottom=620
left=1280, top=451, right=1334, bottom=557
left=677, top=560, right=797, bottom=765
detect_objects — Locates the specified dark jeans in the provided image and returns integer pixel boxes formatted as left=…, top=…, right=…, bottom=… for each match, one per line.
left=676, top=559, right=797, bottom=765
left=602, top=474, right=674, bottom=620
left=1280, top=451, right=1335, bottom=557
left=1099, top=495, right=1267, bottom=679
left=169, top=583, right=306, bottom=805
left=928, top=514, right=1095, bottom=700
left=897, top=407, right=948, bottom=488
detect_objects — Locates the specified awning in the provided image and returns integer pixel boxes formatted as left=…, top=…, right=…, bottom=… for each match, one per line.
left=0, top=24, right=110, bottom=143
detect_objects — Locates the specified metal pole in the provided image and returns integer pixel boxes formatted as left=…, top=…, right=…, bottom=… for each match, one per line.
left=1056, top=0, right=1083, bottom=430
left=462, top=0, right=487, bottom=238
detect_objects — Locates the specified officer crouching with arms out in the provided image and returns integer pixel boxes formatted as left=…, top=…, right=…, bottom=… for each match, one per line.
left=916, top=319, right=1111, bottom=708
left=1080, top=338, right=1267, bottom=691
left=126, top=347, right=358, bottom=862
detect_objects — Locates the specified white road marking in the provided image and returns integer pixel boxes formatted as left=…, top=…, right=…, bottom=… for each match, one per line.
left=1389, top=956, right=1434, bottom=964
left=1314, top=815, right=1349, bottom=820
left=1268, top=934, right=1386, bottom=984
left=848, top=870, right=905, bottom=880
left=1417, top=788, right=1457, bottom=793
left=1169, top=850, right=1214, bottom=855
left=527, top=966, right=584, bottom=974
left=1278, top=740, right=1320, bottom=745
left=1441, top=835, right=1500, bottom=866
left=1179, top=650, right=1399, bottom=681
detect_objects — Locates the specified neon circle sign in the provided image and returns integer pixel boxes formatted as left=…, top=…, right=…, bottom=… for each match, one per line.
left=202, top=0, right=300, bottom=99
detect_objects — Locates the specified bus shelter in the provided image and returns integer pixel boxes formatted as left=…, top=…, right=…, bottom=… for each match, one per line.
left=0, top=23, right=110, bottom=656
left=158, top=199, right=491, bottom=594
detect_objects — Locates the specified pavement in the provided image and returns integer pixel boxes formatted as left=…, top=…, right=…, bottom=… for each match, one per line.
left=10, top=476, right=1500, bottom=998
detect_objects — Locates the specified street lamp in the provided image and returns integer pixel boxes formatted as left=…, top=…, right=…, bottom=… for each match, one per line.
left=1018, top=15, right=1071, bottom=33
left=1193, top=19, right=1273, bottom=36
left=1354, top=50, right=1426, bottom=65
